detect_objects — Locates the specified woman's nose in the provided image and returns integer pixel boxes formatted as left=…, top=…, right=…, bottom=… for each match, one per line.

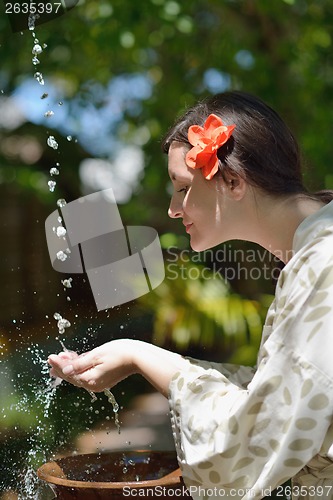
left=168, top=197, right=183, bottom=219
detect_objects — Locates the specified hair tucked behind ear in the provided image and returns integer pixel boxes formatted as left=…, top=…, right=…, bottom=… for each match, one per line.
left=162, top=91, right=333, bottom=204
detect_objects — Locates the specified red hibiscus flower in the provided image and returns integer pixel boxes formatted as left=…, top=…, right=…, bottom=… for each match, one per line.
left=185, top=114, right=236, bottom=180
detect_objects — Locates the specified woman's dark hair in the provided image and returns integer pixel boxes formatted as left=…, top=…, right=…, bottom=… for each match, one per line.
left=162, top=91, right=333, bottom=203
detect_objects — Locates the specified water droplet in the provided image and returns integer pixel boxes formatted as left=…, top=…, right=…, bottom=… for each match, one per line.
left=57, top=198, right=67, bottom=208
left=28, top=14, right=37, bottom=30
left=42, top=43, right=48, bottom=49
left=57, top=318, right=71, bottom=333
left=44, top=110, right=54, bottom=118
left=47, top=136, right=58, bottom=149
left=89, top=392, right=97, bottom=402
left=56, top=251, right=67, bottom=262
left=58, top=101, right=63, bottom=106
left=50, top=167, right=59, bottom=176
left=66, top=135, right=72, bottom=141
left=53, top=312, right=62, bottom=320
left=48, top=180, right=56, bottom=192
left=34, top=72, right=44, bottom=85
left=32, top=44, right=43, bottom=55
left=61, top=278, right=72, bottom=288
left=41, top=93, right=48, bottom=99
left=56, top=226, right=66, bottom=237
left=32, top=56, right=40, bottom=65
left=123, top=467, right=128, bottom=474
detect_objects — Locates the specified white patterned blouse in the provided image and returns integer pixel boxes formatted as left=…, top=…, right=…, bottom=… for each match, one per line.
left=169, top=201, right=333, bottom=500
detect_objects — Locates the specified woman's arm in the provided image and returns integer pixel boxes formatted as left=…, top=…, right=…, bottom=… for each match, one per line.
left=48, top=339, right=190, bottom=397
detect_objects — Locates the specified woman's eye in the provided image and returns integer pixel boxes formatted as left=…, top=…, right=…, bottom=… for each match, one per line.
left=177, top=187, right=189, bottom=194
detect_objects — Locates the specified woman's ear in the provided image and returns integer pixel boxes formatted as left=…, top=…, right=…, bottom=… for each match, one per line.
left=225, top=174, right=247, bottom=201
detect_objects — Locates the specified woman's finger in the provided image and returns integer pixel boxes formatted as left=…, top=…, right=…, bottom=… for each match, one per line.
left=48, top=351, right=97, bottom=377
left=63, top=351, right=100, bottom=375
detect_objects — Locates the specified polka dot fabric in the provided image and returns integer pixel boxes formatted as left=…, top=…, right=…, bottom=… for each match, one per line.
left=169, top=201, right=333, bottom=500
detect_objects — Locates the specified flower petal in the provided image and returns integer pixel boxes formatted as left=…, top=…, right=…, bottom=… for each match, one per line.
left=188, top=125, right=205, bottom=146
left=186, top=145, right=203, bottom=168
left=203, top=114, right=225, bottom=136
left=202, top=155, right=219, bottom=180
left=195, top=149, right=215, bottom=169
left=211, top=126, right=228, bottom=142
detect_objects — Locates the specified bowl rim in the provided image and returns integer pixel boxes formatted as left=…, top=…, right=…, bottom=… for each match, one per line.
left=37, top=450, right=182, bottom=489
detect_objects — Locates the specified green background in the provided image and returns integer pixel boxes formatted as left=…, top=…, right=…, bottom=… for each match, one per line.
left=0, top=0, right=332, bottom=497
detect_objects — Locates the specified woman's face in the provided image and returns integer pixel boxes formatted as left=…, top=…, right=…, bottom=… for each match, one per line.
left=168, top=142, right=241, bottom=251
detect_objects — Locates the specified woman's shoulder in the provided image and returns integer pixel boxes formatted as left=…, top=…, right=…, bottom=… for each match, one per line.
left=277, top=225, right=333, bottom=296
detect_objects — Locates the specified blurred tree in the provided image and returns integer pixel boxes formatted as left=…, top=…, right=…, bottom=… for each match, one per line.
left=1, top=0, right=333, bottom=211
left=0, top=0, right=332, bottom=343
left=1, top=3, right=331, bottom=496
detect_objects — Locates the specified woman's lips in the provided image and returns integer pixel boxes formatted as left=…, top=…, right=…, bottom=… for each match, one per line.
left=185, top=223, right=193, bottom=233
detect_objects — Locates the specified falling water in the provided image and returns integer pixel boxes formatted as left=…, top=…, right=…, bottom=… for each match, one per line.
left=11, top=12, right=121, bottom=499
left=104, top=389, right=121, bottom=434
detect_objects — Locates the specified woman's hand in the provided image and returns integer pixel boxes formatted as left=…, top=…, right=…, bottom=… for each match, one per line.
left=48, top=339, right=191, bottom=396
left=48, top=339, right=135, bottom=392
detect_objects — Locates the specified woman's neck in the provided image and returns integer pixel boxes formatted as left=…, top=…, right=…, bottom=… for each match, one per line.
left=249, top=194, right=325, bottom=264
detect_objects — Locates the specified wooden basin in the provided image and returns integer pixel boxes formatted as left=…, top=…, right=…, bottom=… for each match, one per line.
left=37, top=450, right=190, bottom=499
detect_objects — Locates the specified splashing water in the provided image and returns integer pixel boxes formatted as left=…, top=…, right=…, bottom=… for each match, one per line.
left=34, top=72, right=44, bottom=85
left=53, top=312, right=71, bottom=336
left=104, top=389, right=121, bottom=434
left=57, top=198, right=67, bottom=208
left=54, top=226, right=66, bottom=238
left=28, top=13, right=39, bottom=31
left=47, top=136, right=58, bottom=149
left=56, top=250, right=68, bottom=262
left=52, top=311, right=121, bottom=433
left=61, top=278, right=72, bottom=288
left=49, top=166, right=59, bottom=175
left=13, top=16, right=122, bottom=498
left=47, top=180, right=56, bottom=192
left=32, top=43, right=43, bottom=56
left=14, top=348, right=58, bottom=499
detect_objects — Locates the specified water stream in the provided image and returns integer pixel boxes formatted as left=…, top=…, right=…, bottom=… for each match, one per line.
left=11, top=14, right=121, bottom=498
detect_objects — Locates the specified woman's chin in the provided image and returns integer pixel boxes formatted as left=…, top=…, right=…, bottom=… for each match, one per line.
left=190, top=238, right=212, bottom=252
left=190, top=235, right=226, bottom=252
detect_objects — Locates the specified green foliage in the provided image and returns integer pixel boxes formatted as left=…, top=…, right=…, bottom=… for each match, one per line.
left=1, top=0, right=333, bottom=204
left=0, top=1, right=331, bottom=365
left=1, top=0, right=331, bottom=356
left=139, top=253, right=270, bottom=364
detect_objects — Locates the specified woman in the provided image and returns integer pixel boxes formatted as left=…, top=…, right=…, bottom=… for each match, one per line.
left=48, top=91, right=333, bottom=499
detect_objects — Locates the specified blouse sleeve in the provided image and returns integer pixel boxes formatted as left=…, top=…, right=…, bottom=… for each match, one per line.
left=169, top=249, right=333, bottom=499
left=185, top=358, right=256, bottom=389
